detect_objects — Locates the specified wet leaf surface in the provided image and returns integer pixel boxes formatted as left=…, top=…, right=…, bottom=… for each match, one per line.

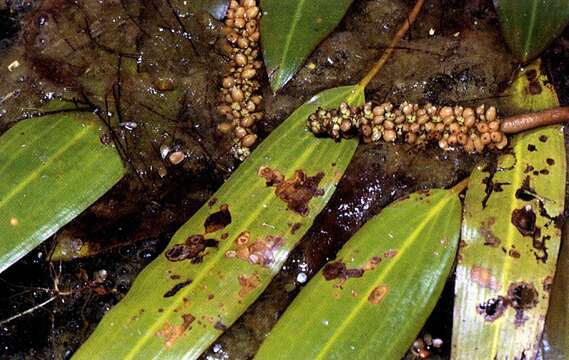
left=74, top=85, right=365, bottom=359
left=260, top=0, right=354, bottom=92
left=189, top=0, right=230, bottom=20
left=255, top=188, right=461, bottom=360
left=452, top=61, right=566, bottom=359
left=495, top=0, right=569, bottom=62
left=0, top=113, right=125, bottom=274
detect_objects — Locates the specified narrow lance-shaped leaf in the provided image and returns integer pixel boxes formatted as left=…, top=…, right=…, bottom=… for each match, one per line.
left=495, top=0, right=569, bottom=62
left=74, top=85, right=365, bottom=359
left=0, top=113, right=125, bottom=273
left=260, top=0, right=354, bottom=92
left=452, top=61, right=566, bottom=359
left=256, top=188, right=462, bottom=360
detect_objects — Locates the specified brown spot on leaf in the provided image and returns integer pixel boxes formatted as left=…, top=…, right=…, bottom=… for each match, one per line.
left=238, top=273, right=261, bottom=298
left=543, top=276, right=554, bottom=292
left=511, top=206, right=537, bottom=237
left=384, top=249, right=398, bottom=258
left=508, top=249, right=521, bottom=258
left=208, top=197, right=218, bottom=207
left=204, top=204, right=231, bottom=233
left=470, top=266, right=500, bottom=290
left=508, top=282, right=538, bottom=327
left=477, top=296, right=507, bottom=321
left=527, top=144, right=537, bottom=152
left=164, top=279, right=193, bottom=298
left=368, top=285, right=389, bottom=304
left=364, top=256, right=381, bottom=271
left=258, top=166, right=325, bottom=216
left=165, top=235, right=219, bottom=263
left=226, top=232, right=284, bottom=267
left=156, top=313, right=195, bottom=348
left=289, top=222, right=302, bottom=234
left=546, top=158, right=555, bottom=166
left=322, top=261, right=364, bottom=281
left=539, top=135, right=548, bottom=142
left=214, top=321, right=227, bottom=330
left=508, top=282, right=538, bottom=310
left=480, top=217, right=500, bottom=247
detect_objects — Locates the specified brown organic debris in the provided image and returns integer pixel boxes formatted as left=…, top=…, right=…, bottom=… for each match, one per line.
left=307, top=102, right=508, bottom=153
left=258, top=166, right=325, bottom=216
left=204, top=204, right=232, bottom=233
left=225, top=231, right=284, bottom=267
left=217, top=0, right=264, bottom=161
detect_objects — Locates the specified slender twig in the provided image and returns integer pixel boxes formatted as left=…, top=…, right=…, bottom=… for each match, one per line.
left=501, top=106, right=569, bottom=134
left=357, top=0, right=426, bottom=89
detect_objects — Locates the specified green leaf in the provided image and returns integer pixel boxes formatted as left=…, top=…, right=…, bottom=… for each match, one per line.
left=0, top=113, right=125, bottom=273
left=74, top=85, right=364, bottom=359
left=255, top=188, right=462, bottom=360
left=495, top=0, right=569, bottom=62
left=452, top=61, right=566, bottom=359
left=260, top=0, right=354, bottom=92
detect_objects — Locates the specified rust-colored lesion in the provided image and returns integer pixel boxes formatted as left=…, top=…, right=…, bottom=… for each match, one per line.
left=237, top=273, right=261, bottom=298
left=368, top=285, right=389, bottom=305
left=156, top=313, right=196, bottom=348
left=258, top=166, right=325, bottom=216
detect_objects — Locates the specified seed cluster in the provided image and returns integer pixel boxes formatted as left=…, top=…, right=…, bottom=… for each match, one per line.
left=307, top=102, right=508, bottom=153
left=217, top=0, right=263, bottom=161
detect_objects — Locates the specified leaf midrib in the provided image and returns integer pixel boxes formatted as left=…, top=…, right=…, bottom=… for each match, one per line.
left=274, top=0, right=305, bottom=85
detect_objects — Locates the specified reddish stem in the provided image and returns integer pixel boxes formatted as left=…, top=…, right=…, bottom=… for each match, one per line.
left=501, top=106, right=569, bottom=134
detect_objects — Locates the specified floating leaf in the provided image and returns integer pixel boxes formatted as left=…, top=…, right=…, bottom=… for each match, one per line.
left=74, top=85, right=364, bottom=359
left=452, top=61, right=566, bottom=359
left=495, top=0, right=569, bottom=62
left=260, top=0, right=354, bottom=92
left=0, top=113, right=125, bottom=273
left=256, top=188, right=462, bottom=360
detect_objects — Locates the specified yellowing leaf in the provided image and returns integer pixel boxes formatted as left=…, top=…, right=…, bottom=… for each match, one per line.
left=452, top=61, right=566, bottom=359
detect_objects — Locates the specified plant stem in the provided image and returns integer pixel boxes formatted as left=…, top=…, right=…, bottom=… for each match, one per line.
left=451, top=178, right=469, bottom=194
left=357, top=0, right=426, bottom=89
left=501, top=106, right=569, bottom=133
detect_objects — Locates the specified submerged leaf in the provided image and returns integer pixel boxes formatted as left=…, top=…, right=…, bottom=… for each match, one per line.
left=452, top=61, right=566, bottom=359
left=495, top=0, right=569, bottom=62
left=0, top=113, right=125, bottom=273
left=256, top=188, right=461, bottom=360
left=190, top=0, right=230, bottom=20
left=74, top=85, right=364, bottom=359
left=260, top=0, right=354, bottom=92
